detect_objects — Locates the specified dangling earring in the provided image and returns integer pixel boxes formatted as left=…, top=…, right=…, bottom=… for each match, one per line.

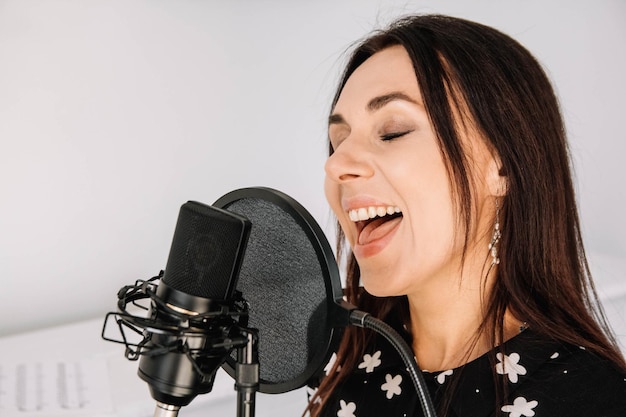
left=488, top=198, right=501, bottom=266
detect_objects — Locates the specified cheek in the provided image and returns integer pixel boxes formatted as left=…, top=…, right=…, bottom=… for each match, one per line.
left=385, top=144, right=451, bottom=208
left=386, top=145, right=458, bottom=251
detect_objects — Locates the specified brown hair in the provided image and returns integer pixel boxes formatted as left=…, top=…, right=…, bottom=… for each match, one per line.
left=307, top=14, right=625, bottom=416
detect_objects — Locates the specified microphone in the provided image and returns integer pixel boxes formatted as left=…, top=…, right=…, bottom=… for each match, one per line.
left=104, top=200, right=253, bottom=416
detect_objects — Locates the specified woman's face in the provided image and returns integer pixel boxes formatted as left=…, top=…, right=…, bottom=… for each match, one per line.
left=324, top=45, right=498, bottom=297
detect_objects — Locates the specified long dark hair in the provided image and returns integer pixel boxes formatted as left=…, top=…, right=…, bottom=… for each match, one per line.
left=307, top=14, right=625, bottom=417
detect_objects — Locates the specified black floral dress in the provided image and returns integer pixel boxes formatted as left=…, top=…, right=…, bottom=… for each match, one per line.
left=309, top=328, right=626, bottom=416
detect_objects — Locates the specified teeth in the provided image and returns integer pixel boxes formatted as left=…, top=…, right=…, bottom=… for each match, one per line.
left=348, top=206, right=401, bottom=222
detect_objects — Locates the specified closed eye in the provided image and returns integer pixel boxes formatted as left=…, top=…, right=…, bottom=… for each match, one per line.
left=381, top=130, right=413, bottom=141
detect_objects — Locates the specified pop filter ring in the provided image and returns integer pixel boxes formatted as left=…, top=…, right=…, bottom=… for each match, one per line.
left=214, top=187, right=436, bottom=417
left=213, top=187, right=346, bottom=394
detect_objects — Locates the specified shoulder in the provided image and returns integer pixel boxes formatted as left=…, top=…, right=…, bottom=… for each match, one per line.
left=508, top=333, right=626, bottom=416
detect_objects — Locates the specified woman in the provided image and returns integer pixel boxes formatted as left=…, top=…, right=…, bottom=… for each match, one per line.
left=307, top=14, right=626, bottom=417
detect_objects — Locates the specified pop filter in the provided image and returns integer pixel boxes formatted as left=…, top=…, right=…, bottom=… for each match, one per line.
left=213, top=187, right=346, bottom=394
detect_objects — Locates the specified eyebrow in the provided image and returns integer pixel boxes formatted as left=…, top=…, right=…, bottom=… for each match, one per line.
left=328, top=91, right=420, bottom=125
left=368, top=91, right=419, bottom=111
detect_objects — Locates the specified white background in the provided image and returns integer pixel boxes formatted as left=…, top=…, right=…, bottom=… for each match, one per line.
left=1, top=0, right=625, bottom=347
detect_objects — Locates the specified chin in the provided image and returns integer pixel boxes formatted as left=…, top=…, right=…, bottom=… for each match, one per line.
left=361, top=274, right=404, bottom=298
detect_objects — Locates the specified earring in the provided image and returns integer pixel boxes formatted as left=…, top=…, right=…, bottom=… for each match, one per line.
left=488, top=198, right=501, bottom=266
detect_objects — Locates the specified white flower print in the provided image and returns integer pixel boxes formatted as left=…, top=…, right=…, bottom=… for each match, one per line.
left=501, top=396, right=538, bottom=417
left=306, top=386, right=321, bottom=404
left=436, top=369, right=453, bottom=384
left=381, top=373, right=403, bottom=399
left=358, top=350, right=382, bottom=373
left=495, top=352, right=527, bottom=383
left=337, top=399, right=356, bottom=417
left=550, top=352, right=559, bottom=359
left=324, top=352, right=341, bottom=375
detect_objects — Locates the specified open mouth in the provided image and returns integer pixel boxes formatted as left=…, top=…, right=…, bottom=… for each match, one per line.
left=349, top=206, right=403, bottom=245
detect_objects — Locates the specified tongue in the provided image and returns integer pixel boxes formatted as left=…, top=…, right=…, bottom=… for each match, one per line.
left=358, top=216, right=402, bottom=245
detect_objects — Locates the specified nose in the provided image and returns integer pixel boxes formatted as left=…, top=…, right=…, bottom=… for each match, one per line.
left=324, top=138, right=374, bottom=183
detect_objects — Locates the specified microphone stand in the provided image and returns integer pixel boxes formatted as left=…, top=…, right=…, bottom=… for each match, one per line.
left=235, top=330, right=259, bottom=417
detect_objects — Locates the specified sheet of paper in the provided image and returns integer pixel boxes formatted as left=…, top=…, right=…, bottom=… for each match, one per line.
left=0, top=318, right=307, bottom=416
left=0, top=357, right=113, bottom=416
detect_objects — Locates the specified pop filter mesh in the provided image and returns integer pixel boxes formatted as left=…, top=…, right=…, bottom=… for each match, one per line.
left=220, top=196, right=330, bottom=393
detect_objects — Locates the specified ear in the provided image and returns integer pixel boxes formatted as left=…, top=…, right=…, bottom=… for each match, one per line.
left=486, top=151, right=507, bottom=197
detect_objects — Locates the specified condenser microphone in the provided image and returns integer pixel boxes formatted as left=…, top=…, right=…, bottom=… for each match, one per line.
left=134, top=201, right=252, bottom=413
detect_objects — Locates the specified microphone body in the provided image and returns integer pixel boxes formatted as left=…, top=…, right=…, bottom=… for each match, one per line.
left=137, top=201, right=251, bottom=408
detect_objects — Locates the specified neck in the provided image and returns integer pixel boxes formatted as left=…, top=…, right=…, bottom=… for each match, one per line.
left=407, top=285, right=484, bottom=371
left=406, top=264, right=521, bottom=372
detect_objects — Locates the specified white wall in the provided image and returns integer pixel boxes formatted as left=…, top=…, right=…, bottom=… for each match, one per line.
left=1, top=0, right=625, bottom=349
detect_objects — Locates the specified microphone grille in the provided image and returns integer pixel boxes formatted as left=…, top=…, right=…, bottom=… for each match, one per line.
left=162, top=201, right=250, bottom=300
